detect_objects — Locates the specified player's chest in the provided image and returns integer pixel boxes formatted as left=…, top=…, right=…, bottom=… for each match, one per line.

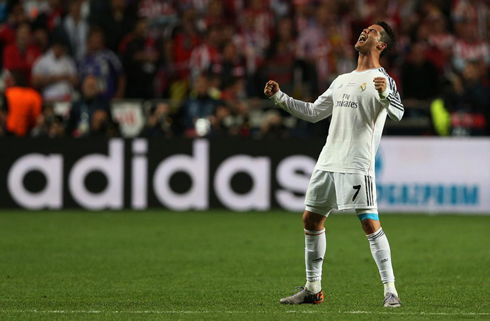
left=332, top=77, right=379, bottom=109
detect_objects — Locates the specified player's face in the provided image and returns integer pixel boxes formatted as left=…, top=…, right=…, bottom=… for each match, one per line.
left=354, top=25, right=384, bottom=53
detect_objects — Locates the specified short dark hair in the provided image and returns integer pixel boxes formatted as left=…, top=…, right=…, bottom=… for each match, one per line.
left=375, top=21, right=395, bottom=58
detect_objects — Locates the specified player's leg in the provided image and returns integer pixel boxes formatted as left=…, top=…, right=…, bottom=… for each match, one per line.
left=357, top=210, right=401, bottom=307
left=280, top=170, right=335, bottom=305
left=335, top=172, right=401, bottom=307
left=280, top=208, right=329, bottom=305
left=303, top=209, right=327, bottom=294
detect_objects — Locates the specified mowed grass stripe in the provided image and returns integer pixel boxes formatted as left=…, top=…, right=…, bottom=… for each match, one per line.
left=0, top=211, right=489, bottom=320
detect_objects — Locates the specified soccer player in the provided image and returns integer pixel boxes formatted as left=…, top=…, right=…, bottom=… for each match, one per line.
left=264, top=21, right=403, bottom=307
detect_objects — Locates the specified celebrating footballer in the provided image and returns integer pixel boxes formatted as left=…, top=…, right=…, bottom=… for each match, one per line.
left=264, top=21, right=404, bottom=307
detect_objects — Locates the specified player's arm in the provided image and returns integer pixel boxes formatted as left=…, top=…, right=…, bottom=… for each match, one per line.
left=264, top=80, right=334, bottom=123
left=374, top=77, right=404, bottom=121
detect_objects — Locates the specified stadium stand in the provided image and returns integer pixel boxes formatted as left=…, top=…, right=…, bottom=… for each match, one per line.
left=0, top=0, right=488, bottom=138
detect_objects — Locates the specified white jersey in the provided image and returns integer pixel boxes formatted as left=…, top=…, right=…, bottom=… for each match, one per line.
left=270, top=67, right=404, bottom=177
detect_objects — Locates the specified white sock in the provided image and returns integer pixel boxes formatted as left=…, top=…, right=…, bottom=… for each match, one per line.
left=304, top=229, right=326, bottom=293
left=384, top=282, right=397, bottom=297
left=366, top=228, right=397, bottom=296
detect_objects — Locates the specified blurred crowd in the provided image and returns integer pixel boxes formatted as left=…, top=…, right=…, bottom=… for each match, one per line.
left=0, top=0, right=488, bottom=139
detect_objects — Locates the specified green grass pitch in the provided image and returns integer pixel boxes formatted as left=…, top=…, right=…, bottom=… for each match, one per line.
left=0, top=211, right=489, bottom=320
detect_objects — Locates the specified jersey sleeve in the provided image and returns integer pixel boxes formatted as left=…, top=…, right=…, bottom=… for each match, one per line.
left=379, top=76, right=404, bottom=121
left=269, top=79, right=336, bottom=123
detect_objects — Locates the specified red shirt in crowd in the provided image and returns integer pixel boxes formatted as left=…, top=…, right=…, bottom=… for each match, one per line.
left=3, top=43, right=41, bottom=84
left=0, top=24, right=16, bottom=47
left=173, top=32, right=200, bottom=79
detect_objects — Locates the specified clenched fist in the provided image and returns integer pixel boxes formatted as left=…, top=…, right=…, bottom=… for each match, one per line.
left=264, top=80, right=280, bottom=97
left=373, top=77, right=387, bottom=94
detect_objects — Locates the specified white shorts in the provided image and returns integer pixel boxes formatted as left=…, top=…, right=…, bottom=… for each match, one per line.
left=304, top=170, right=378, bottom=216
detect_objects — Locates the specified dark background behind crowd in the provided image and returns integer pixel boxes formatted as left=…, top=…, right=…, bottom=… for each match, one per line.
left=0, top=0, right=488, bottom=139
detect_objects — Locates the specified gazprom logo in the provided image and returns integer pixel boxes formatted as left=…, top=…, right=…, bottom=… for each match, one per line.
left=375, top=148, right=479, bottom=207
left=375, top=149, right=383, bottom=178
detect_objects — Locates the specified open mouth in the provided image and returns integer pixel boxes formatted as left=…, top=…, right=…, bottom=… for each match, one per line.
left=358, top=34, right=367, bottom=43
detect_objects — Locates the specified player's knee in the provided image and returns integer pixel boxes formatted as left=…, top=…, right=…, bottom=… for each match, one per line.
left=360, top=218, right=381, bottom=235
left=303, top=211, right=325, bottom=231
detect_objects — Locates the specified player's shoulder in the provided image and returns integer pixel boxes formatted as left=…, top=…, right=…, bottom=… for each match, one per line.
left=330, top=73, right=350, bottom=86
left=376, top=67, right=395, bottom=81
left=376, top=67, right=399, bottom=91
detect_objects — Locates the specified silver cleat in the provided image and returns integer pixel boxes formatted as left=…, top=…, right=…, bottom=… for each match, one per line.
left=383, top=292, right=402, bottom=307
left=280, top=287, right=324, bottom=305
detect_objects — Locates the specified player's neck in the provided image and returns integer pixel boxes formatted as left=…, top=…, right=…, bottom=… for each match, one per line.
left=356, top=52, right=382, bottom=72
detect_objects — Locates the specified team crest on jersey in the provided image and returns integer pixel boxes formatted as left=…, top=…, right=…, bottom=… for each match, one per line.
left=359, top=82, right=367, bottom=92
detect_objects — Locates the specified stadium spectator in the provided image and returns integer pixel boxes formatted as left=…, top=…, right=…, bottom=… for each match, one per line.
left=140, top=101, right=173, bottom=138
left=260, top=109, right=289, bottom=139
left=221, top=78, right=246, bottom=104
left=452, top=20, right=490, bottom=72
left=23, top=0, right=50, bottom=22
left=270, top=0, right=291, bottom=18
left=264, top=17, right=296, bottom=94
left=171, top=9, right=200, bottom=81
left=31, top=0, right=64, bottom=32
left=209, top=100, right=251, bottom=137
left=358, top=0, right=401, bottom=29
left=0, top=2, right=28, bottom=52
left=233, top=10, right=267, bottom=96
left=202, top=0, right=230, bottom=30
left=245, top=0, right=274, bottom=40
left=180, top=74, right=220, bottom=136
left=295, top=4, right=337, bottom=96
left=2, top=22, right=41, bottom=85
left=32, top=27, right=49, bottom=53
left=237, top=0, right=274, bottom=74
left=401, top=42, right=439, bottom=101
left=0, top=3, right=27, bottom=70
left=427, top=12, right=455, bottom=68
left=56, top=0, right=88, bottom=57
left=89, top=108, right=119, bottom=137
left=93, top=0, right=136, bottom=53
left=189, top=25, right=221, bottom=82
left=4, top=69, right=42, bottom=136
left=450, top=61, right=489, bottom=136
left=292, top=0, right=312, bottom=35
left=209, top=103, right=233, bottom=136
left=77, top=27, right=125, bottom=100
left=137, top=0, right=178, bottom=40
left=66, top=75, right=112, bottom=137
left=32, top=38, right=77, bottom=102
left=232, top=100, right=251, bottom=137
left=208, top=41, right=246, bottom=91
left=121, top=18, right=159, bottom=100
left=451, top=0, right=488, bottom=40
left=31, top=102, right=65, bottom=137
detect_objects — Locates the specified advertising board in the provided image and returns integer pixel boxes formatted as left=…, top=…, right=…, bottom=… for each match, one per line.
left=0, top=138, right=487, bottom=213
